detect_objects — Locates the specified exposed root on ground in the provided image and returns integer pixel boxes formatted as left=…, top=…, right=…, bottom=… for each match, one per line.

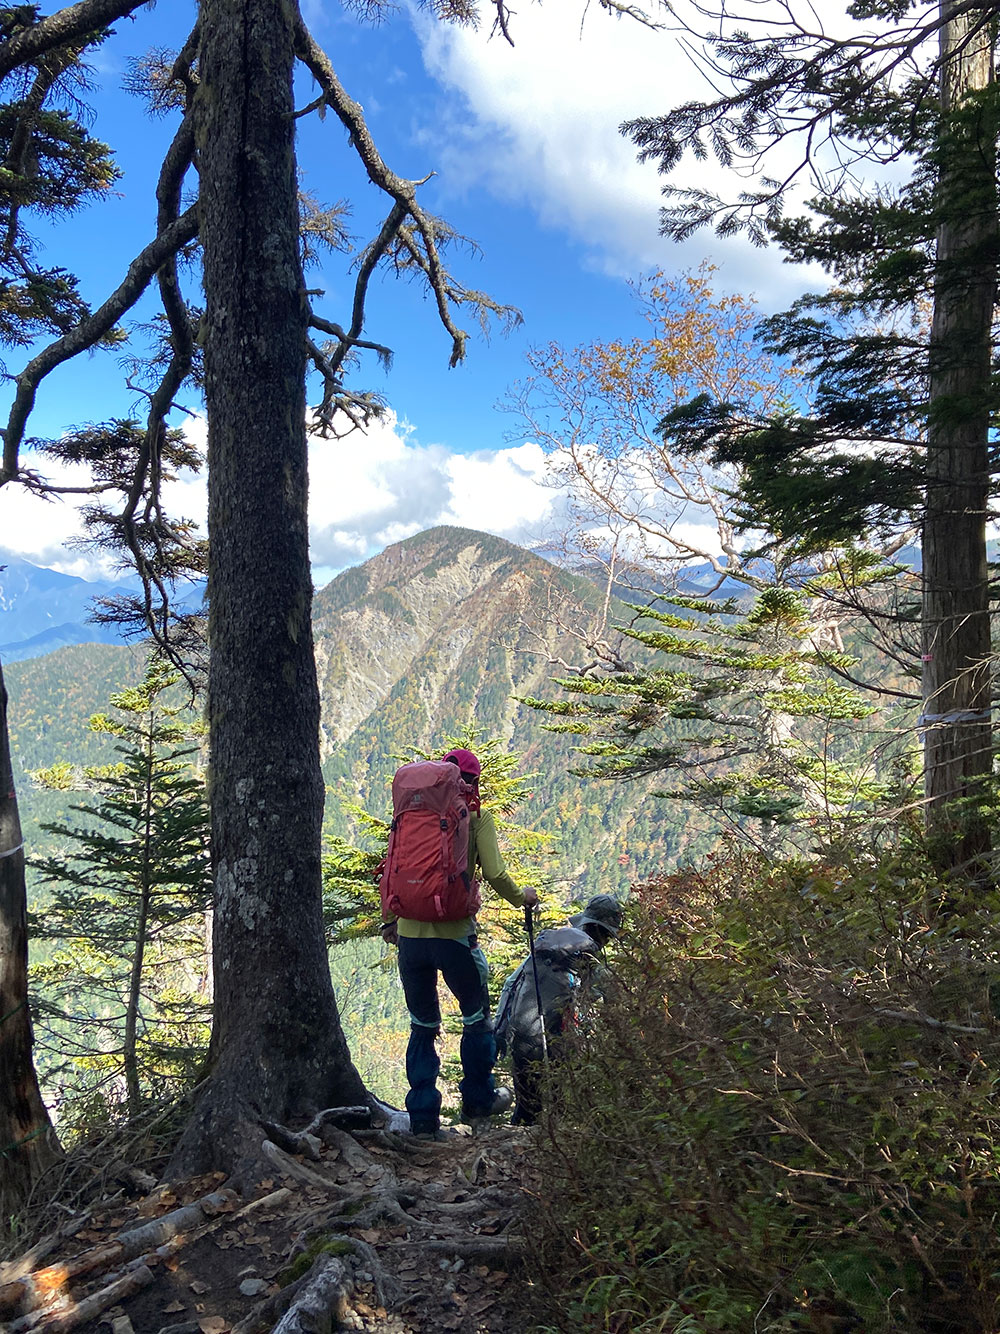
left=0, top=1106, right=533, bottom=1333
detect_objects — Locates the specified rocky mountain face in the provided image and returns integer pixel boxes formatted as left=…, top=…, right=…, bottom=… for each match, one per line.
left=6, top=527, right=707, bottom=899
left=312, top=527, right=702, bottom=896
left=314, top=527, right=571, bottom=750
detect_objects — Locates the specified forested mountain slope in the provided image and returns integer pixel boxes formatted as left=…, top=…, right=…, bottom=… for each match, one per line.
left=4, top=528, right=709, bottom=899
left=6, top=643, right=149, bottom=857
left=313, top=526, right=704, bottom=895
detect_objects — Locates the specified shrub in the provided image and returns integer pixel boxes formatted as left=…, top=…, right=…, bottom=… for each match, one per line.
left=523, top=848, right=1000, bottom=1332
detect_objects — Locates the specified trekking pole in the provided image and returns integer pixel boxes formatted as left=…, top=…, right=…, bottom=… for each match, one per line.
left=524, top=904, right=549, bottom=1065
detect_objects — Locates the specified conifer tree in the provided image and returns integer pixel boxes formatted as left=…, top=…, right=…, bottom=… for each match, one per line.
left=31, top=657, right=211, bottom=1121
left=524, top=587, right=894, bottom=850
left=622, top=0, right=999, bottom=867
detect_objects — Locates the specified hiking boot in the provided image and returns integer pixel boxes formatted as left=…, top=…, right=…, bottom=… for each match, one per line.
left=412, top=1128, right=454, bottom=1142
left=461, top=1086, right=513, bottom=1130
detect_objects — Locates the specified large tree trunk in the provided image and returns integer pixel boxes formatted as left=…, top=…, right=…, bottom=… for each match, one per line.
left=169, top=0, right=365, bottom=1177
left=922, top=1, right=997, bottom=872
left=0, top=655, right=61, bottom=1223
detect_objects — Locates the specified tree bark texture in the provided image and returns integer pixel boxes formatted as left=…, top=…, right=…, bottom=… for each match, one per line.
left=0, top=655, right=60, bottom=1223
left=922, top=1, right=997, bottom=870
left=170, top=0, right=365, bottom=1176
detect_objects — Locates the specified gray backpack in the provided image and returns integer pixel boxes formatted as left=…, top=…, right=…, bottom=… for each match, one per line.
left=494, top=926, right=597, bottom=1055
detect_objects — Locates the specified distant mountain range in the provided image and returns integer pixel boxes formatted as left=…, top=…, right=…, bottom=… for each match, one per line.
left=0, top=551, right=206, bottom=662
left=0, top=551, right=136, bottom=661
left=0, top=539, right=752, bottom=666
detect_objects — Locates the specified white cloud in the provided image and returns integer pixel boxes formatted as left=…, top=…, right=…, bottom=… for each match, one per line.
left=410, top=3, right=859, bottom=301
left=1, top=411, right=739, bottom=587
left=0, top=413, right=569, bottom=585
left=307, top=414, right=562, bottom=581
left=0, top=453, right=102, bottom=577
left=410, top=5, right=812, bottom=295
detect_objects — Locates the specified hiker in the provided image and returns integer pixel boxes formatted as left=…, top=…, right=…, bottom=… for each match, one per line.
left=380, top=747, right=538, bottom=1139
left=494, top=893, right=623, bottom=1126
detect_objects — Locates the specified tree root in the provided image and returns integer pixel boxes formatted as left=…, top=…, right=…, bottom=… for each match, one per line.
left=261, top=1106, right=374, bottom=1162
left=234, top=1236, right=402, bottom=1334
left=0, top=1188, right=238, bottom=1318
left=389, top=1236, right=525, bottom=1261
left=230, top=1271, right=313, bottom=1334
left=9, top=1262, right=155, bottom=1333
left=271, top=1254, right=349, bottom=1333
left=261, top=1140, right=350, bottom=1192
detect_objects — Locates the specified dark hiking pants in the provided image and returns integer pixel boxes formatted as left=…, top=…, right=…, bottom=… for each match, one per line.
left=397, top=934, right=497, bottom=1134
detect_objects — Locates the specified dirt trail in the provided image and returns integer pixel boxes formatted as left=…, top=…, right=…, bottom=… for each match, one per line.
left=0, top=1124, right=538, bottom=1334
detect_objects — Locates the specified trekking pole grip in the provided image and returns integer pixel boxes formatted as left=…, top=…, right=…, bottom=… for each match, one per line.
left=524, top=903, right=533, bottom=936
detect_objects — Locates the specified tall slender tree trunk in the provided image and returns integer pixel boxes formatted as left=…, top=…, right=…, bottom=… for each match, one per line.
left=922, top=1, right=997, bottom=871
left=123, top=725, right=155, bottom=1119
left=0, top=655, right=60, bottom=1224
left=169, top=0, right=365, bottom=1177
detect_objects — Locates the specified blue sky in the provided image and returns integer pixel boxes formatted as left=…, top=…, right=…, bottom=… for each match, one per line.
left=0, top=0, right=822, bottom=583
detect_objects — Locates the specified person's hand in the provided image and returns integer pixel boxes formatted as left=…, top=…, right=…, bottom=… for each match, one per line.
left=380, top=921, right=398, bottom=946
left=522, top=887, right=538, bottom=908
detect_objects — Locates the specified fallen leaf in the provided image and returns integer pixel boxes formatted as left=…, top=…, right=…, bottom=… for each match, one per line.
left=198, top=1318, right=230, bottom=1334
left=468, top=1295, right=497, bottom=1316
left=162, top=1301, right=186, bottom=1314
left=242, top=1232, right=269, bottom=1246
left=356, top=1229, right=381, bottom=1244
left=473, top=1266, right=490, bottom=1278
left=190, top=1279, right=211, bottom=1295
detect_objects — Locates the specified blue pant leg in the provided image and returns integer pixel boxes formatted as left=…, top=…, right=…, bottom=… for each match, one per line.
left=397, top=937, right=443, bottom=1134
left=437, top=937, right=498, bottom=1116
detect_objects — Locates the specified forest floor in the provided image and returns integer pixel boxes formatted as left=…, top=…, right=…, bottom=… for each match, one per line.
left=0, top=1120, right=543, bottom=1334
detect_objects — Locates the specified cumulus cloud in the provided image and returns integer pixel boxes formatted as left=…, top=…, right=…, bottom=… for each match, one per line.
left=1, top=409, right=739, bottom=587
left=307, top=414, right=566, bottom=582
left=412, top=5, right=674, bottom=275
left=409, top=3, right=845, bottom=301
left=0, top=413, right=580, bottom=585
left=0, top=457, right=101, bottom=577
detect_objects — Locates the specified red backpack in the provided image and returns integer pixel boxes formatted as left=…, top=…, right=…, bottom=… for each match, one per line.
left=379, top=761, right=482, bottom=922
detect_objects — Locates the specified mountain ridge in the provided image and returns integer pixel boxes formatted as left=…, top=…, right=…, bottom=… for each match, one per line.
left=6, top=527, right=709, bottom=896
left=312, top=526, right=700, bottom=893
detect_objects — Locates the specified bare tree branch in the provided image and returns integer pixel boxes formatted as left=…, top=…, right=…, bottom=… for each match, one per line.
left=0, top=205, right=199, bottom=485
